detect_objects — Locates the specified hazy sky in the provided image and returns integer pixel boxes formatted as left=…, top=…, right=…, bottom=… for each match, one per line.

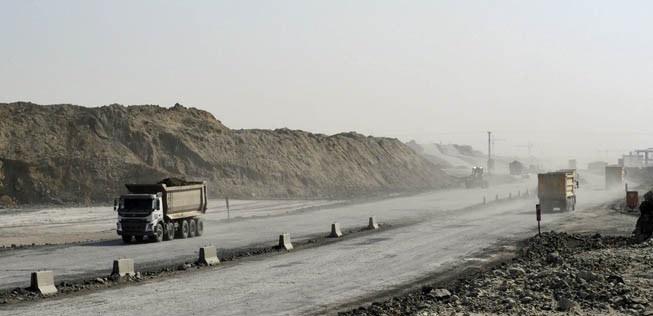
left=2, top=1, right=653, bottom=165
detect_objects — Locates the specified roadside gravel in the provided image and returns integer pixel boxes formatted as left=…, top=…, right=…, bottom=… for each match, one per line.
left=340, top=231, right=653, bottom=316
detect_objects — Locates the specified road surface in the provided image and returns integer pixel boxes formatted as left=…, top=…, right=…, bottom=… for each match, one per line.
left=0, top=180, right=536, bottom=289
left=1, top=177, right=628, bottom=315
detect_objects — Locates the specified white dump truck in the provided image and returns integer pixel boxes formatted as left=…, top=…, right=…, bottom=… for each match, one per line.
left=115, top=179, right=207, bottom=243
left=537, top=171, right=576, bottom=212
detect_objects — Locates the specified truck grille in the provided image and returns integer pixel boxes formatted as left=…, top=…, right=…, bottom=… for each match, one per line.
left=121, top=220, right=148, bottom=234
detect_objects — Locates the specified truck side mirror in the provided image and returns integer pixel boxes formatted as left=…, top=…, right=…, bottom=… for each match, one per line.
left=113, top=198, right=118, bottom=212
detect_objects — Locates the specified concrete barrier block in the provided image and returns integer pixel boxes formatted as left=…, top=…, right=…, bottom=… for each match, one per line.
left=30, top=270, right=57, bottom=295
left=199, top=246, right=220, bottom=266
left=368, top=217, right=379, bottom=230
left=278, top=233, right=293, bottom=251
left=329, top=223, right=343, bottom=238
left=112, top=258, right=135, bottom=277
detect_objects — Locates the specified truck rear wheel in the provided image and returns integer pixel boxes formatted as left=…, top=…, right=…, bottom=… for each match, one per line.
left=164, top=223, right=175, bottom=241
left=188, top=219, right=197, bottom=238
left=152, top=223, right=164, bottom=242
left=177, top=220, right=189, bottom=239
left=195, top=218, right=204, bottom=236
left=122, top=235, right=132, bottom=243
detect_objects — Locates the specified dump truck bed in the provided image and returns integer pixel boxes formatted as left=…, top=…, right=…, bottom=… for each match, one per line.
left=125, top=182, right=207, bottom=220
left=605, top=165, right=624, bottom=189
left=538, top=172, right=575, bottom=200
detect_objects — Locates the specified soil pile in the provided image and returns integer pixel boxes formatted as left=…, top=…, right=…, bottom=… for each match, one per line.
left=0, top=102, right=453, bottom=205
left=341, top=232, right=653, bottom=316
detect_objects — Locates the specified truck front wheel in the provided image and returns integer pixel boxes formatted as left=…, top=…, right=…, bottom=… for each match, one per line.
left=177, top=220, right=189, bottom=239
left=188, top=219, right=197, bottom=238
left=153, top=223, right=164, bottom=242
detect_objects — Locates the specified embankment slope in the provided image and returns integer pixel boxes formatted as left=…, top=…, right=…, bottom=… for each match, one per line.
left=0, top=102, right=453, bottom=205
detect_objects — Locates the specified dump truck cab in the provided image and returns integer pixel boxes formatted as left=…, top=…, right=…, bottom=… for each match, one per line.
left=115, top=193, right=165, bottom=242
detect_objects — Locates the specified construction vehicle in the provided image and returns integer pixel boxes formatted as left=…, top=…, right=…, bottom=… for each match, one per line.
left=605, top=165, right=624, bottom=189
left=465, top=166, right=489, bottom=188
left=537, top=171, right=576, bottom=212
left=509, top=160, right=524, bottom=175
left=558, top=169, right=577, bottom=184
left=114, top=179, right=207, bottom=243
left=588, top=161, right=608, bottom=173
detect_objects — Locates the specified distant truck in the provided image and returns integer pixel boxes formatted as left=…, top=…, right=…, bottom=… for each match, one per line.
left=465, top=166, right=488, bottom=188
left=115, top=179, right=208, bottom=243
left=557, top=169, right=577, bottom=185
left=588, top=161, right=608, bottom=173
left=538, top=171, right=576, bottom=212
left=605, top=165, right=624, bottom=189
left=509, top=160, right=524, bottom=176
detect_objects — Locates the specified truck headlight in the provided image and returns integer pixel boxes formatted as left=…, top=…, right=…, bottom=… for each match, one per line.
left=145, top=223, right=153, bottom=232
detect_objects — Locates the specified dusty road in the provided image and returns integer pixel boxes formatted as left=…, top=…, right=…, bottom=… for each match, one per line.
left=0, top=180, right=535, bottom=289
left=0, top=199, right=343, bottom=247
left=0, top=177, right=630, bottom=315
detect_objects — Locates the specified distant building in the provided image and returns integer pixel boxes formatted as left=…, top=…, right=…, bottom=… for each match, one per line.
left=621, top=149, right=653, bottom=168
left=588, top=161, right=608, bottom=173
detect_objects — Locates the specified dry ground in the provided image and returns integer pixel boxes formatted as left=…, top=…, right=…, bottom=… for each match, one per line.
left=340, top=200, right=651, bottom=316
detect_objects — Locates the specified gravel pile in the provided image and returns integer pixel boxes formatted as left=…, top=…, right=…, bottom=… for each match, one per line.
left=341, top=232, right=653, bottom=316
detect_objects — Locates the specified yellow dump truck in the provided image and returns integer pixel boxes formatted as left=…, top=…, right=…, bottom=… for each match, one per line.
left=538, top=171, right=576, bottom=212
left=605, top=165, right=624, bottom=189
left=558, top=169, right=577, bottom=185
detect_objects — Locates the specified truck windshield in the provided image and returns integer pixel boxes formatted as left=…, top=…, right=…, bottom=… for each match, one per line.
left=120, top=198, right=155, bottom=211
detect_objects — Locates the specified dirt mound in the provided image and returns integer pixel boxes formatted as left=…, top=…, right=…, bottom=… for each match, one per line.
left=341, top=232, right=653, bottom=316
left=0, top=102, right=453, bottom=205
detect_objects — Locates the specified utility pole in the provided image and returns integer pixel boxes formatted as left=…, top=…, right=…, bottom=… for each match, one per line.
left=487, top=131, right=491, bottom=161
left=487, top=131, right=493, bottom=173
